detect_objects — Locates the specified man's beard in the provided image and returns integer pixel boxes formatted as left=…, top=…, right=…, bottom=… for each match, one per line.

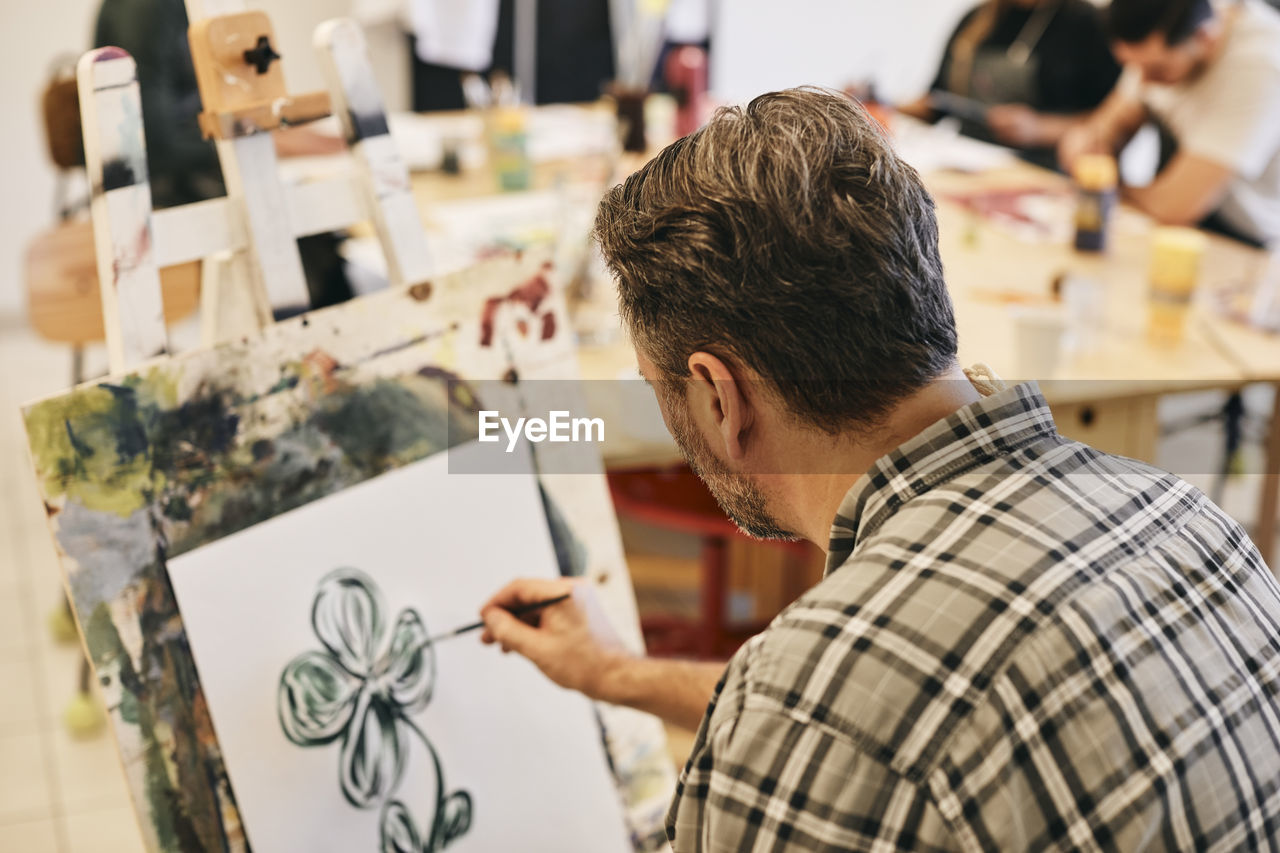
left=661, top=385, right=797, bottom=541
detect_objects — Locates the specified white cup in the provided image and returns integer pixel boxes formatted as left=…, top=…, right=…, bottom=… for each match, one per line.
left=1011, top=305, right=1068, bottom=380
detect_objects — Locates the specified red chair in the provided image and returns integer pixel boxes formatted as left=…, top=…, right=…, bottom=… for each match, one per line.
left=608, top=465, right=813, bottom=659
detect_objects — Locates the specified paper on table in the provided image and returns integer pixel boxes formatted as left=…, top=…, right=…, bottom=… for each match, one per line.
left=167, top=443, right=632, bottom=853
left=383, top=109, right=617, bottom=173
left=892, top=117, right=1017, bottom=175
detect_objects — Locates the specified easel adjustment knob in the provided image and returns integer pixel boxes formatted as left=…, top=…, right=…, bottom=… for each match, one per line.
left=189, top=11, right=331, bottom=140
left=243, top=36, right=281, bottom=75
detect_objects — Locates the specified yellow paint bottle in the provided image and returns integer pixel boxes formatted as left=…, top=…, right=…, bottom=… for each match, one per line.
left=1147, top=226, right=1208, bottom=345
left=490, top=106, right=531, bottom=192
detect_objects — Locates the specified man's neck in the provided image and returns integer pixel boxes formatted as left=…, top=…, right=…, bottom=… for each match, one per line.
left=775, top=367, right=984, bottom=548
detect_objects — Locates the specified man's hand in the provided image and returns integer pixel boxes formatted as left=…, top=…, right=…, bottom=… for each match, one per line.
left=480, top=577, right=629, bottom=700
left=479, top=577, right=728, bottom=731
left=1058, top=122, right=1108, bottom=172
left=1057, top=76, right=1147, bottom=172
left=987, top=104, right=1042, bottom=147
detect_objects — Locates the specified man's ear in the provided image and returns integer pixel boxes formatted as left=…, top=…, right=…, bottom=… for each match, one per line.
left=686, top=351, right=752, bottom=461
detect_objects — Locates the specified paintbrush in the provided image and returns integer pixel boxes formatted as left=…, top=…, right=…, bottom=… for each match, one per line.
left=428, top=572, right=609, bottom=644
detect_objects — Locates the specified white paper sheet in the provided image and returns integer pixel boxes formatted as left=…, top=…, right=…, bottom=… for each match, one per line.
left=168, top=443, right=632, bottom=853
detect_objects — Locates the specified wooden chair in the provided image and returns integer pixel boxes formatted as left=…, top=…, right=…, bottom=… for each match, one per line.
left=26, top=221, right=201, bottom=363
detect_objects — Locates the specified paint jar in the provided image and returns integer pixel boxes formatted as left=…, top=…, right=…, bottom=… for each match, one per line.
left=1011, top=304, right=1068, bottom=379
left=440, top=135, right=463, bottom=175
left=490, top=106, right=531, bottom=192
left=665, top=47, right=708, bottom=139
left=613, top=87, right=649, bottom=153
left=1060, top=273, right=1105, bottom=353
left=1147, top=226, right=1208, bottom=345
left=1073, top=154, right=1117, bottom=253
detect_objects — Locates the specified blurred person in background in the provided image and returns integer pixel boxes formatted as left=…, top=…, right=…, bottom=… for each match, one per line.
left=901, top=0, right=1120, bottom=165
left=408, top=0, right=614, bottom=109
left=1060, top=0, right=1280, bottom=247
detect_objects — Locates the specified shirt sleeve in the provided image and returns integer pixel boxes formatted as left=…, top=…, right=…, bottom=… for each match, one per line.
left=1176, top=60, right=1280, bottom=180
left=667, top=707, right=960, bottom=852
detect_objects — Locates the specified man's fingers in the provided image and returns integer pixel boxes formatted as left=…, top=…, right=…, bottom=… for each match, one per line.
left=481, top=606, right=547, bottom=660
left=480, top=577, right=576, bottom=614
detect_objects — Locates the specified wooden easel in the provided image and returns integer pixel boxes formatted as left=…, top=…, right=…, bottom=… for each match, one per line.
left=78, top=1, right=434, bottom=376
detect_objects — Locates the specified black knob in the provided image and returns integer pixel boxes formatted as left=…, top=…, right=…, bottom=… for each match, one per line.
left=243, top=35, right=281, bottom=75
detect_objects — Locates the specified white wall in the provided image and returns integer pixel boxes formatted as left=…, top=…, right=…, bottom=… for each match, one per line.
left=0, top=0, right=100, bottom=319
left=0, top=0, right=410, bottom=321
left=711, top=0, right=976, bottom=104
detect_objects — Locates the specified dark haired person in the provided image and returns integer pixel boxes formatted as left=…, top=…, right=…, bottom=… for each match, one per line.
left=901, top=0, right=1120, bottom=158
left=478, top=88, right=1280, bottom=850
left=1061, top=0, right=1280, bottom=246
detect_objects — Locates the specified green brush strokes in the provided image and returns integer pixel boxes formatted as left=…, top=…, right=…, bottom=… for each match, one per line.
left=311, top=376, right=473, bottom=471
left=26, top=362, right=483, bottom=553
left=86, top=602, right=193, bottom=851
left=162, top=372, right=481, bottom=557
left=25, top=384, right=158, bottom=517
left=87, top=582, right=245, bottom=852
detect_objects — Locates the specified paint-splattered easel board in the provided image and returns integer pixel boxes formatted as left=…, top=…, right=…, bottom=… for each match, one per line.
left=21, top=251, right=675, bottom=852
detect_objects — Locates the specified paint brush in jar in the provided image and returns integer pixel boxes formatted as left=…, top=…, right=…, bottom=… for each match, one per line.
left=428, top=572, right=609, bottom=644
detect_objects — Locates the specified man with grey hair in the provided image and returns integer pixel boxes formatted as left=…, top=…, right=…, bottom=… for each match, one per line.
left=481, top=88, right=1280, bottom=850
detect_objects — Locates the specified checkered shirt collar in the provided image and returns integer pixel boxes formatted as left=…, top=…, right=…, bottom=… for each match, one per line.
left=825, top=381, right=1057, bottom=575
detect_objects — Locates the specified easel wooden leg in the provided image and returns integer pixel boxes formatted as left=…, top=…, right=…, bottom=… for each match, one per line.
left=60, top=343, right=106, bottom=738
left=200, top=250, right=270, bottom=346
left=1256, top=383, right=1280, bottom=571
left=315, top=18, right=433, bottom=287
left=77, top=48, right=170, bottom=374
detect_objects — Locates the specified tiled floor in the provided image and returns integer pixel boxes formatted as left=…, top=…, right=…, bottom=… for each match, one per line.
left=1, top=314, right=1276, bottom=850
left=0, top=320, right=146, bottom=851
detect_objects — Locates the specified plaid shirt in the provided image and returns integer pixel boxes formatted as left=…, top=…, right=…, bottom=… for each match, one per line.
left=667, top=382, right=1280, bottom=851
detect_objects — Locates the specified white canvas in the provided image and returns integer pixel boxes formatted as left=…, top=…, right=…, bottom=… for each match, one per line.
left=167, top=442, right=632, bottom=853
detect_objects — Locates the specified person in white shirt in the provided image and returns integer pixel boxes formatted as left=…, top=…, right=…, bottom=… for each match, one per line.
left=1060, top=0, right=1280, bottom=246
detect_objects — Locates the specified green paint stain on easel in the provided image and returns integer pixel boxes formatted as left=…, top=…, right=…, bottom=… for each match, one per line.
left=312, top=377, right=474, bottom=471
left=24, top=368, right=243, bottom=520
left=86, top=595, right=240, bottom=852
left=25, top=385, right=157, bottom=516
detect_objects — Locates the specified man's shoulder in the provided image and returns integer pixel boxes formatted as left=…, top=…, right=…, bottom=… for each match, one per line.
left=1203, top=3, right=1280, bottom=86
left=733, top=546, right=1015, bottom=781
left=1239, top=1, right=1280, bottom=55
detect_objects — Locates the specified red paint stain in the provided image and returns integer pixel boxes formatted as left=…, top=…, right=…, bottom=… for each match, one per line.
left=478, top=271, right=556, bottom=347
